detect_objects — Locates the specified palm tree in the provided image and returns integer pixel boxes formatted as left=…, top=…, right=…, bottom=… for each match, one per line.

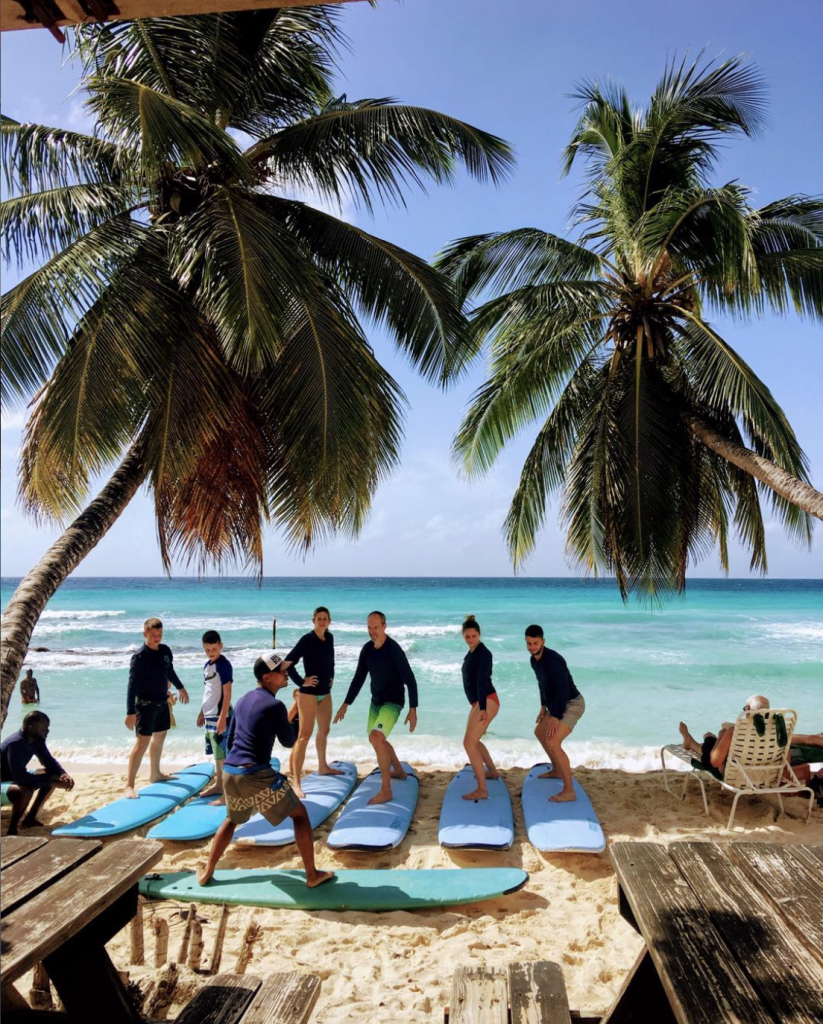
left=0, top=8, right=512, bottom=722
left=437, top=55, right=823, bottom=600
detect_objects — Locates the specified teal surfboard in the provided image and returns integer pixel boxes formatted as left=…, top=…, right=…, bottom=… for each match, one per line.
left=140, top=867, right=528, bottom=911
left=234, top=761, right=357, bottom=846
left=439, top=765, right=514, bottom=850
left=53, top=763, right=214, bottom=837
left=521, top=763, right=606, bottom=853
left=327, top=763, right=418, bottom=851
left=1, top=782, right=11, bottom=807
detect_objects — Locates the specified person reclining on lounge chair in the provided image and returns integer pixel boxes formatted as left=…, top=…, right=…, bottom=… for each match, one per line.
left=678, top=694, right=770, bottom=774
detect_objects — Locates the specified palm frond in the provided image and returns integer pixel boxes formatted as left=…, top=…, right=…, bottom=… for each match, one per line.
left=1, top=183, right=138, bottom=268
left=245, top=97, right=513, bottom=211
left=268, top=196, right=472, bottom=382
left=1, top=116, right=120, bottom=194
left=1, top=215, right=148, bottom=406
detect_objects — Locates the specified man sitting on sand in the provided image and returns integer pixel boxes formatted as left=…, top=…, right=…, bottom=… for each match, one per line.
left=197, top=651, right=333, bottom=889
left=124, top=617, right=190, bottom=799
left=334, top=611, right=418, bottom=805
left=678, top=694, right=770, bottom=773
left=1, top=711, right=74, bottom=835
left=20, top=669, right=40, bottom=705
left=525, top=625, right=586, bottom=803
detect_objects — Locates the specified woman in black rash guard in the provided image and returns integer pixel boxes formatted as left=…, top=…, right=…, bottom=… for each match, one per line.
left=285, top=607, right=341, bottom=799
left=460, top=615, right=500, bottom=800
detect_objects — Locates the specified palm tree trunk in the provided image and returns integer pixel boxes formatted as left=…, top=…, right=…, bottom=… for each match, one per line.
left=0, top=448, right=146, bottom=726
left=686, top=414, right=823, bottom=521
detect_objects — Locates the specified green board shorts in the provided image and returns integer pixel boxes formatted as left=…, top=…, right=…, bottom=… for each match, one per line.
left=203, top=716, right=229, bottom=762
left=224, top=766, right=299, bottom=827
left=367, top=701, right=403, bottom=739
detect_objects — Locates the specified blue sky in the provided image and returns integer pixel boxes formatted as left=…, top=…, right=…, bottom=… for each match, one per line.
left=2, top=0, right=822, bottom=578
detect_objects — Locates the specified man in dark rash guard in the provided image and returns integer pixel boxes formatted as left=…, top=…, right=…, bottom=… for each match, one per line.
left=334, top=611, right=418, bottom=804
left=525, top=625, right=585, bottom=802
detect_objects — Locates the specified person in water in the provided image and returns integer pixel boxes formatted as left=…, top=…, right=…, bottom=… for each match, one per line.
left=124, top=617, right=189, bottom=798
left=525, top=625, right=586, bottom=803
left=1, top=711, right=74, bottom=835
left=460, top=615, right=499, bottom=800
left=197, top=630, right=233, bottom=806
left=20, top=669, right=40, bottom=705
left=286, top=606, right=342, bottom=799
left=334, top=611, right=418, bottom=804
left=197, top=651, right=334, bottom=889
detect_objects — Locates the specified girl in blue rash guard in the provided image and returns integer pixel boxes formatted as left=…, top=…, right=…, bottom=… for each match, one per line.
left=460, top=615, right=500, bottom=800
left=285, top=607, right=341, bottom=799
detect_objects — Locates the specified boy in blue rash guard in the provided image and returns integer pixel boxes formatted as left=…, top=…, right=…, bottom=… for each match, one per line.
left=124, top=617, right=189, bottom=799
left=286, top=606, right=343, bottom=799
left=525, top=625, right=585, bottom=803
left=334, top=611, right=418, bottom=805
left=197, top=630, right=233, bottom=806
left=460, top=616, right=500, bottom=800
left=197, top=652, right=334, bottom=889
left=1, top=711, right=74, bottom=835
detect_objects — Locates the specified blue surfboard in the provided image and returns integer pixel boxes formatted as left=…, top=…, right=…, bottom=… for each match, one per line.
left=521, top=763, right=606, bottom=853
left=140, top=867, right=529, bottom=911
left=149, top=758, right=282, bottom=842
left=438, top=764, right=514, bottom=850
left=148, top=795, right=226, bottom=841
left=327, top=763, right=418, bottom=851
left=53, top=763, right=214, bottom=837
left=234, top=761, right=357, bottom=846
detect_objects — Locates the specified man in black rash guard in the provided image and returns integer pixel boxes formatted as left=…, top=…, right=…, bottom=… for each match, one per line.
left=124, top=617, right=189, bottom=798
left=1, top=711, right=74, bottom=835
left=525, top=625, right=585, bottom=802
left=334, top=611, right=418, bottom=804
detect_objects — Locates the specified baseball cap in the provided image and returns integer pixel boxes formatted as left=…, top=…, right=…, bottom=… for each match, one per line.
left=253, top=651, right=291, bottom=681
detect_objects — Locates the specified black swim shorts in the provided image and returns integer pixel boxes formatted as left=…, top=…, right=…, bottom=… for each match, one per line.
left=135, top=698, right=171, bottom=736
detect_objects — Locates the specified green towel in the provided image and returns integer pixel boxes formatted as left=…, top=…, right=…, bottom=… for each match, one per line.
left=690, top=757, right=723, bottom=781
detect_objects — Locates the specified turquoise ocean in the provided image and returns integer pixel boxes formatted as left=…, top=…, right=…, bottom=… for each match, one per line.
left=2, top=577, right=821, bottom=771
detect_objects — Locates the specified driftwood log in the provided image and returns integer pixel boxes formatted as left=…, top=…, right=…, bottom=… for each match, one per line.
left=234, top=921, right=262, bottom=976
left=209, top=905, right=231, bottom=975
left=154, top=916, right=169, bottom=967
left=143, top=962, right=178, bottom=1020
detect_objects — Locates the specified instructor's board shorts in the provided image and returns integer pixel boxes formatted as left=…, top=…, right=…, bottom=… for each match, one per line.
left=135, top=698, right=171, bottom=736
left=560, top=694, right=586, bottom=733
left=203, top=715, right=230, bottom=761
left=367, top=701, right=402, bottom=739
left=223, top=764, right=299, bottom=827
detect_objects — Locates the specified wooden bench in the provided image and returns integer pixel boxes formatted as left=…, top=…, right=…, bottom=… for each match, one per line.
left=446, top=961, right=597, bottom=1024
left=1, top=835, right=162, bottom=1023
left=604, top=840, right=823, bottom=1024
left=174, top=971, right=321, bottom=1024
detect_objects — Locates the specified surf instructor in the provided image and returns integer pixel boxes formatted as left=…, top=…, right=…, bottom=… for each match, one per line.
left=197, top=651, right=334, bottom=889
left=334, top=611, right=418, bottom=804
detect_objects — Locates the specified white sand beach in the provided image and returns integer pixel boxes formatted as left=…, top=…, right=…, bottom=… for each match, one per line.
left=4, top=761, right=821, bottom=1022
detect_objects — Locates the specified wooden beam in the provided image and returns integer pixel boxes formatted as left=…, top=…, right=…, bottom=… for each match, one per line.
left=2, top=0, right=363, bottom=34
left=508, top=961, right=571, bottom=1024
left=450, top=967, right=508, bottom=1024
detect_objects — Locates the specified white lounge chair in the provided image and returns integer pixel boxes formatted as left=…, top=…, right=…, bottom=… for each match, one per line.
left=661, top=708, right=815, bottom=829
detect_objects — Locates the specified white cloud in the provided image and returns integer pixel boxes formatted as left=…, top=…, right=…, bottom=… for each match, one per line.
left=1, top=411, right=25, bottom=432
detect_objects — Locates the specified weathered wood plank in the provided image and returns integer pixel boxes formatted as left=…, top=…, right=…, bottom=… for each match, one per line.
left=669, top=841, right=823, bottom=1024
left=1, top=838, right=100, bottom=914
left=243, top=973, right=321, bottom=1024
left=0, top=836, right=48, bottom=869
left=610, top=842, right=774, bottom=1024
left=1, top=838, right=162, bottom=984
left=726, top=843, right=823, bottom=964
left=509, top=961, right=570, bottom=1024
left=600, top=947, right=678, bottom=1024
left=788, top=844, right=823, bottom=875
left=450, top=967, right=508, bottom=1024
left=174, top=974, right=261, bottom=1024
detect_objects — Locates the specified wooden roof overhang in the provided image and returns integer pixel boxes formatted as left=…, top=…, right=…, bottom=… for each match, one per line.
left=1, top=0, right=361, bottom=44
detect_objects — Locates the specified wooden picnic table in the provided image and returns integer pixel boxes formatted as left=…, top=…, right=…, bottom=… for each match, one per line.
left=1, top=834, right=163, bottom=1022
left=603, top=840, right=823, bottom=1024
